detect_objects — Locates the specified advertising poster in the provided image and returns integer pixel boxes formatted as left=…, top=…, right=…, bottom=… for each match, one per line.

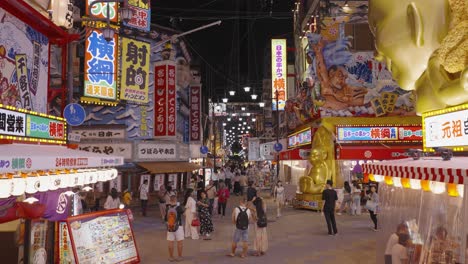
left=271, top=39, right=287, bottom=111
left=168, top=174, right=177, bottom=190
left=190, top=86, right=201, bottom=141
left=67, top=210, right=140, bottom=264
left=139, top=174, right=151, bottom=189
left=0, top=8, right=49, bottom=113
left=84, top=28, right=118, bottom=101
left=58, top=222, right=76, bottom=264
left=123, top=0, right=151, bottom=32
left=153, top=174, right=165, bottom=191
left=120, top=38, right=150, bottom=103
left=29, top=219, right=48, bottom=264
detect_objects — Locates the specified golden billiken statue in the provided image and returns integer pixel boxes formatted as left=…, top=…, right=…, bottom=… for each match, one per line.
left=368, top=0, right=468, bottom=114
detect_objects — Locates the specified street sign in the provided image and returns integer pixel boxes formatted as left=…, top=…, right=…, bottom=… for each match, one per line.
left=64, top=103, right=86, bottom=126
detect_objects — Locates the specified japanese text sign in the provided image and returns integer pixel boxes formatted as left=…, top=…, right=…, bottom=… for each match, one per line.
left=78, top=143, right=133, bottom=160
left=190, top=86, right=201, bottom=141
left=86, top=0, right=118, bottom=23
left=137, top=143, right=177, bottom=160
left=154, top=61, right=177, bottom=137
left=84, top=29, right=118, bottom=100
left=26, top=115, right=65, bottom=140
left=336, top=126, right=422, bottom=142
left=120, top=37, right=150, bottom=103
left=288, top=128, right=312, bottom=148
left=71, top=127, right=126, bottom=140
left=423, top=106, right=468, bottom=148
left=271, top=39, right=287, bottom=111
left=123, top=0, right=151, bottom=32
left=0, top=108, right=26, bottom=137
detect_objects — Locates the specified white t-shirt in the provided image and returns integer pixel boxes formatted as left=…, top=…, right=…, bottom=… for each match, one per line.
left=391, top=244, right=408, bottom=264
left=385, top=233, right=399, bottom=255
left=185, top=196, right=197, bottom=213
left=104, top=196, right=120, bottom=209
left=234, top=206, right=251, bottom=222
left=218, top=171, right=226, bottom=180
left=139, top=183, right=149, bottom=200
left=211, top=172, right=219, bottom=181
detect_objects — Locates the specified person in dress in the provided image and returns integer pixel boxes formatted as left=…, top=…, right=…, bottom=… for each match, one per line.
left=217, top=182, right=230, bottom=217
left=183, top=189, right=199, bottom=240
left=197, top=191, right=214, bottom=240
left=351, top=181, right=362, bottom=215
left=337, top=181, right=352, bottom=215
left=104, top=188, right=120, bottom=210
left=251, top=196, right=268, bottom=256
left=273, top=181, right=285, bottom=218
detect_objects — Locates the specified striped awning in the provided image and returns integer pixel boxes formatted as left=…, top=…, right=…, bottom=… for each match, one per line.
left=362, top=157, right=468, bottom=184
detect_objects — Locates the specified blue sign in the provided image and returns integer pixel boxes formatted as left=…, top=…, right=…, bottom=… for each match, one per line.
left=200, top=146, right=209, bottom=154
left=274, top=143, right=283, bottom=152
left=64, top=103, right=86, bottom=126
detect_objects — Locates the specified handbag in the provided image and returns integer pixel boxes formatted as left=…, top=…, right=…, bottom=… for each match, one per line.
left=365, top=200, right=377, bottom=212
left=191, top=218, right=200, bottom=227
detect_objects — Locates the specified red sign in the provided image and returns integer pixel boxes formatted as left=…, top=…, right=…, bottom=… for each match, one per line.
left=279, top=147, right=310, bottom=160
left=336, top=145, right=422, bottom=160
left=190, top=86, right=201, bottom=141
left=167, top=64, right=176, bottom=136
left=154, top=64, right=168, bottom=137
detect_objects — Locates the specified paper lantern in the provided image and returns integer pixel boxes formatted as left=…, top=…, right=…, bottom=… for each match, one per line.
left=393, top=177, right=402, bottom=188
left=457, top=185, right=464, bottom=197
left=89, top=171, right=98, bottom=184
left=447, top=183, right=458, bottom=197
left=421, top=180, right=431, bottom=191
left=410, top=179, right=421, bottom=190
left=0, top=178, right=12, bottom=198
left=49, top=173, right=61, bottom=191
left=76, top=172, right=85, bottom=186
left=374, top=175, right=384, bottom=182
left=401, top=178, right=411, bottom=188
left=38, top=175, right=50, bottom=192
left=430, top=181, right=446, bottom=194
left=384, top=176, right=393, bottom=186
left=58, top=173, right=68, bottom=189
left=11, top=176, right=26, bottom=196
left=368, top=174, right=375, bottom=182
left=25, top=176, right=40, bottom=194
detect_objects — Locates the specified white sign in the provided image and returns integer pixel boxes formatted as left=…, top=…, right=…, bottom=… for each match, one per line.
left=71, top=128, right=126, bottom=140
left=424, top=108, right=468, bottom=148
left=168, top=174, right=177, bottom=190
left=140, top=174, right=151, bottom=190
left=0, top=108, right=26, bottom=137
left=78, top=143, right=133, bottom=160
left=109, top=173, right=122, bottom=192
left=68, top=133, right=81, bottom=142
left=137, top=143, right=177, bottom=160
left=248, top=138, right=260, bottom=161
left=153, top=174, right=165, bottom=191
left=260, top=142, right=275, bottom=160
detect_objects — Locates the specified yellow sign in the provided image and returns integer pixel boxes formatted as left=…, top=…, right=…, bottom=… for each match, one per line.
left=271, top=39, right=287, bottom=111
left=120, top=37, right=150, bottom=103
left=128, top=0, right=149, bottom=9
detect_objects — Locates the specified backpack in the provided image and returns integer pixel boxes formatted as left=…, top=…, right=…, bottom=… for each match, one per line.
left=166, top=205, right=179, bottom=232
left=236, top=207, right=249, bottom=230
left=257, top=208, right=268, bottom=228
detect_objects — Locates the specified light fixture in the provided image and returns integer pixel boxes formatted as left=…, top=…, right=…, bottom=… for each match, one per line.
left=259, top=102, right=265, bottom=107
left=244, top=86, right=251, bottom=92
left=0, top=178, right=12, bottom=198
left=247, top=126, right=251, bottom=129
left=251, top=94, right=258, bottom=100
left=252, top=118, right=256, bottom=122
left=239, top=117, right=243, bottom=121
left=120, top=6, right=134, bottom=23
left=243, top=122, right=247, bottom=125
left=222, top=97, right=228, bottom=103
left=24, top=197, right=39, bottom=204
left=430, top=181, right=446, bottom=194
left=119, top=203, right=125, bottom=209
left=246, top=113, right=251, bottom=116
left=410, top=179, right=421, bottom=190
left=101, top=26, right=115, bottom=42
left=241, top=107, right=246, bottom=111
left=227, top=118, right=231, bottom=121
left=223, top=123, right=227, bottom=126
left=25, top=176, right=40, bottom=194
left=229, top=90, right=236, bottom=96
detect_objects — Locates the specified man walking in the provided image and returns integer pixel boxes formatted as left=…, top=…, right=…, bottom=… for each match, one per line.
left=322, top=180, right=338, bottom=236
left=165, top=195, right=184, bottom=262
left=139, top=179, right=149, bottom=217
left=206, top=180, right=217, bottom=215
left=246, top=181, right=257, bottom=202
left=228, top=197, right=251, bottom=258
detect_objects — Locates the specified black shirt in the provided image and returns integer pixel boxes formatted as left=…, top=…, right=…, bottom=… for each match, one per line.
left=322, top=188, right=338, bottom=212
left=247, top=187, right=257, bottom=201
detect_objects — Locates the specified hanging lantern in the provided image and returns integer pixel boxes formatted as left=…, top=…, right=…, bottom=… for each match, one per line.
left=384, top=176, right=393, bottom=186
left=38, top=173, right=50, bottom=192
left=421, top=180, right=431, bottom=191
left=457, top=185, right=464, bottom=197
left=393, top=177, right=402, bottom=188
left=49, top=172, right=61, bottom=191
left=410, top=179, right=421, bottom=190
left=430, top=181, right=446, bottom=194
left=447, top=183, right=458, bottom=197
left=368, top=174, right=375, bottom=182
left=0, top=177, right=12, bottom=198
left=373, top=175, right=384, bottom=182
left=401, top=178, right=411, bottom=188
left=110, top=168, right=118, bottom=180
left=25, top=173, right=40, bottom=194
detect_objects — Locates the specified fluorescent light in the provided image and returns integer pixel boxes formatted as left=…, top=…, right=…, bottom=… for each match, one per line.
left=222, top=98, right=228, bottom=103
left=227, top=118, right=231, bottom=121
left=252, top=118, right=256, bottom=122
left=229, top=90, right=236, bottom=96
left=241, top=107, right=246, bottom=111
left=223, top=123, right=227, bottom=126
left=239, top=118, right=243, bottom=121
left=259, top=102, right=265, bottom=107
left=246, top=113, right=251, bottom=116
left=244, top=86, right=251, bottom=92
left=251, top=94, right=258, bottom=100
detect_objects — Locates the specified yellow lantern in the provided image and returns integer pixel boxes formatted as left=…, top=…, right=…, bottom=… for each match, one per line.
left=401, top=178, right=411, bottom=188
left=368, top=174, right=375, bottom=182
left=384, top=176, right=393, bottom=185
left=447, top=183, right=458, bottom=197
left=421, top=180, right=431, bottom=191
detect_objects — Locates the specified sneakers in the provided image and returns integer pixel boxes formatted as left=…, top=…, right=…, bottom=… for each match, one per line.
left=373, top=228, right=378, bottom=232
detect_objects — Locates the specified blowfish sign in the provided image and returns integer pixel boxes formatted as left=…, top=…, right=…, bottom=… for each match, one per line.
left=154, top=61, right=177, bottom=137
left=120, top=37, right=150, bottom=103
left=271, top=39, right=287, bottom=111
left=84, top=28, right=118, bottom=100
left=190, top=86, right=201, bottom=141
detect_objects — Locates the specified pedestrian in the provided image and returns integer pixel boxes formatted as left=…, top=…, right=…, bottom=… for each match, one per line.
left=227, top=197, right=251, bottom=258
left=104, top=188, right=120, bottom=210
left=218, top=167, right=226, bottom=183
left=197, top=190, right=214, bottom=240
left=139, top=179, right=149, bottom=217
left=158, top=186, right=168, bottom=220
left=122, top=188, right=132, bottom=208
left=321, top=180, right=338, bottom=236
left=212, top=168, right=219, bottom=188
left=338, top=181, right=352, bottom=215
left=217, top=182, right=230, bottom=217
left=273, top=180, right=285, bottom=218
left=205, top=180, right=217, bottom=215
left=239, top=172, right=248, bottom=195
left=233, top=172, right=241, bottom=195
left=351, top=181, right=362, bottom=215
left=246, top=181, right=257, bottom=202
left=391, top=233, right=410, bottom=264
left=225, top=167, right=233, bottom=191
left=165, top=195, right=184, bottom=262
left=183, top=189, right=199, bottom=239
left=252, top=196, right=268, bottom=256
left=366, top=185, right=379, bottom=231
left=384, top=223, right=409, bottom=264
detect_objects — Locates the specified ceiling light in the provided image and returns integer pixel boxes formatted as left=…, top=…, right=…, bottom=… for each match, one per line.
left=246, top=113, right=251, bottom=116
left=251, top=94, right=258, bottom=100
left=247, top=126, right=251, bottom=129
left=252, top=118, right=256, bottom=122
left=238, top=124, right=241, bottom=126
left=222, top=97, right=228, bottom=103
left=239, top=117, right=243, bottom=121
left=227, top=118, right=231, bottom=121
left=229, top=90, right=236, bottom=96
left=232, top=113, right=236, bottom=116
left=243, top=122, right=247, bottom=125
left=223, top=123, right=226, bottom=126
left=259, top=102, right=265, bottom=107
left=241, top=107, right=246, bottom=111
left=244, top=86, right=251, bottom=92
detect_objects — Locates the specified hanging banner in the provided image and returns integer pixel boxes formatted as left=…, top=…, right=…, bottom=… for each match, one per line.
left=123, top=0, right=151, bottom=32
left=58, top=222, right=76, bottom=264
left=136, top=142, right=177, bottom=161
left=153, top=174, right=165, bottom=191
left=71, top=127, right=126, bottom=140
left=168, top=173, right=177, bottom=190
left=86, top=0, right=118, bottom=23
left=167, top=64, right=176, bottom=137
left=109, top=173, right=122, bottom=192
left=154, top=61, right=177, bottom=137
left=120, top=38, right=150, bottom=103
left=271, top=39, right=287, bottom=111
left=190, top=86, right=201, bottom=141
left=248, top=138, right=260, bottom=161
left=84, top=28, right=118, bottom=100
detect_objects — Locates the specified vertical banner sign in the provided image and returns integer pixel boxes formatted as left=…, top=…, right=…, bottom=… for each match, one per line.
left=248, top=138, right=260, bottom=161
left=190, top=86, right=201, bottom=141
left=153, top=174, right=165, bottom=191
left=154, top=64, right=167, bottom=137
left=120, top=37, right=150, bottom=103
left=167, top=64, right=177, bottom=136
left=84, top=29, right=118, bottom=100
left=123, top=0, right=151, bottom=32
left=271, top=39, right=287, bottom=111
left=15, top=55, right=32, bottom=110
left=86, top=0, right=118, bottom=23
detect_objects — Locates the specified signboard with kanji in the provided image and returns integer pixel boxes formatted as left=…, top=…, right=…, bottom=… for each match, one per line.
left=84, top=28, right=118, bottom=100
left=271, top=39, right=287, bottom=111
left=423, top=104, right=468, bottom=149
left=0, top=108, right=26, bottom=137
left=122, top=0, right=151, bottom=32
left=26, top=115, right=65, bottom=140
left=120, top=38, right=150, bottom=103
left=336, top=126, right=422, bottom=143
left=70, top=127, right=126, bottom=141
left=86, top=0, right=118, bottom=23
left=136, top=143, right=177, bottom=161
left=154, top=61, right=177, bottom=137
left=78, top=143, right=133, bottom=160
left=190, top=86, right=201, bottom=141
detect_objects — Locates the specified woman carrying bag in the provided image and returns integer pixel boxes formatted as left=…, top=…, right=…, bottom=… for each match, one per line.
left=183, top=189, right=199, bottom=240
left=365, top=185, right=379, bottom=231
left=197, top=191, right=214, bottom=240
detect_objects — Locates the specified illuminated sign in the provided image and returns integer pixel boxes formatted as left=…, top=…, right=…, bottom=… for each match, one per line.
left=271, top=39, right=287, bottom=111
left=190, top=86, right=201, bottom=141
left=0, top=104, right=67, bottom=143
left=288, top=128, right=313, bottom=148
left=123, top=0, right=151, bottom=32
left=86, top=0, right=118, bottom=23
left=84, top=28, right=118, bottom=100
left=120, top=37, right=150, bottom=103
left=154, top=61, right=177, bottom=137
left=336, top=126, right=422, bottom=142
left=423, top=104, right=468, bottom=150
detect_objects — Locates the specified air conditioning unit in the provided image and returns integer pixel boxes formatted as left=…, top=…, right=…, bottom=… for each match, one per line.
left=299, top=149, right=311, bottom=159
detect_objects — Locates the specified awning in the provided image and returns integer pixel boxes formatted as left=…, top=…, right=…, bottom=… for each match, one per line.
left=336, top=145, right=422, bottom=160
left=138, top=162, right=201, bottom=174
left=0, top=144, right=124, bottom=173
left=362, top=157, right=468, bottom=184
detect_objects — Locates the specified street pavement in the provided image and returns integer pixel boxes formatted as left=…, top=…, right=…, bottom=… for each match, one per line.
left=131, top=194, right=377, bottom=264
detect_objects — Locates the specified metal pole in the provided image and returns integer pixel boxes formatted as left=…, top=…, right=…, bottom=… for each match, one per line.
left=213, top=102, right=216, bottom=171
left=276, top=90, right=280, bottom=181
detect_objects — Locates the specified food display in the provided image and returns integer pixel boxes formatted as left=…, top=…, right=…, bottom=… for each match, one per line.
left=66, top=209, right=140, bottom=264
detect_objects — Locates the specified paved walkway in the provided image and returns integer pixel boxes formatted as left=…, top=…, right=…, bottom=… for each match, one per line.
left=131, top=195, right=376, bottom=264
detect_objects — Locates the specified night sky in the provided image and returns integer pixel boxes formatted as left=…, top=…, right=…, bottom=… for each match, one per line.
left=150, top=0, right=294, bottom=100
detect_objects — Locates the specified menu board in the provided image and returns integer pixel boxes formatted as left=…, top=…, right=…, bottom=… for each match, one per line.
left=58, top=222, right=75, bottom=264
left=66, top=209, right=140, bottom=264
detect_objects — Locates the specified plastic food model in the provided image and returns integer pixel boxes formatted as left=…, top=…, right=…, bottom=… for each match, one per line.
left=368, top=0, right=468, bottom=114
